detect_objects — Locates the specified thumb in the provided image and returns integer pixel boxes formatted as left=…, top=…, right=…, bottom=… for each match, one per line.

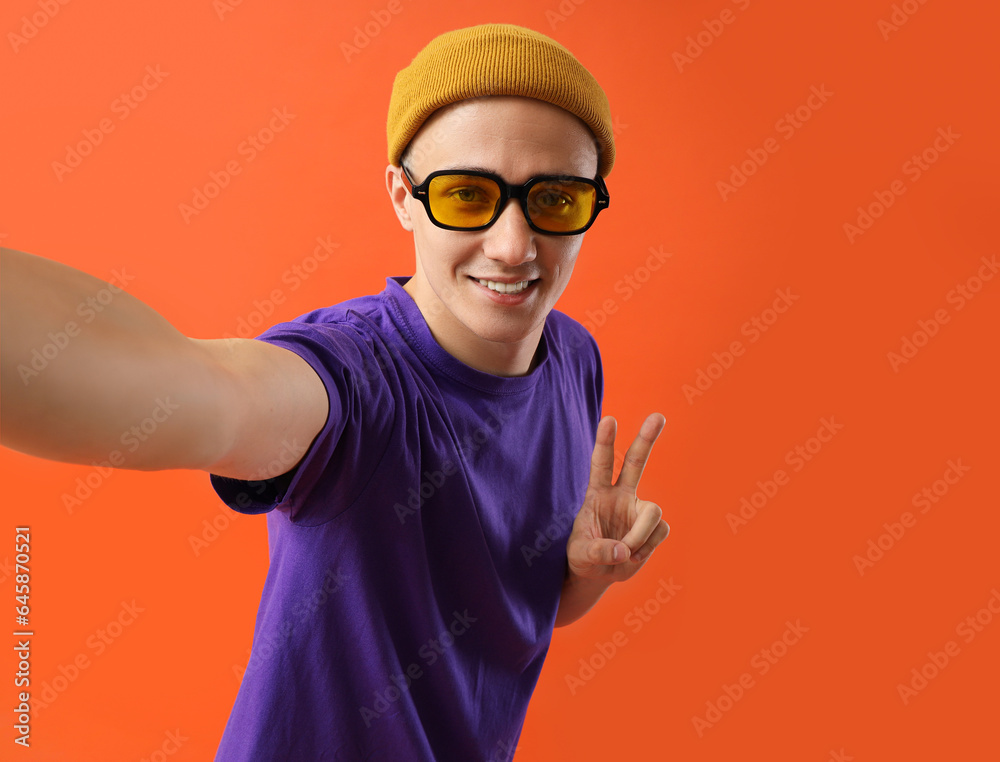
left=581, top=538, right=631, bottom=566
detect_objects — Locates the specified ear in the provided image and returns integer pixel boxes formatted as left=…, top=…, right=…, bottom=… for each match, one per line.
left=385, top=164, right=414, bottom=232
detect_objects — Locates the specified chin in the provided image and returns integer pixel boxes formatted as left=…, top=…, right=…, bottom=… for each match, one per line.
left=463, top=311, right=543, bottom=346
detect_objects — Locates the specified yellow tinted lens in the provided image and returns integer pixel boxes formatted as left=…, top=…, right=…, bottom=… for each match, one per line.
left=427, top=175, right=501, bottom=228
left=527, top=180, right=596, bottom=232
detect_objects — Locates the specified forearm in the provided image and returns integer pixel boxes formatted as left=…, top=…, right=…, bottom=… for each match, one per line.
left=0, top=247, right=225, bottom=469
left=554, top=568, right=612, bottom=628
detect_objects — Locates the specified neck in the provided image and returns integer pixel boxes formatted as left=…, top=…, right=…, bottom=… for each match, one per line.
left=403, top=277, right=542, bottom=377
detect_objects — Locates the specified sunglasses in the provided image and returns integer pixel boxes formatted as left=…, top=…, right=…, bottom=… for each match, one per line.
left=401, top=166, right=610, bottom=235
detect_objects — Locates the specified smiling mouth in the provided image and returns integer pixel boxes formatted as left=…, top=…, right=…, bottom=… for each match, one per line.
left=472, top=278, right=538, bottom=295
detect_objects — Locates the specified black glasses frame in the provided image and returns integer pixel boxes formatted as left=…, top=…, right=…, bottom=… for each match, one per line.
left=400, top=166, right=610, bottom=235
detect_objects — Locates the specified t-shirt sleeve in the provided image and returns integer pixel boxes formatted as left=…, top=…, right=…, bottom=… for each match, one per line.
left=559, top=312, right=604, bottom=428
left=593, top=336, right=604, bottom=422
left=209, top=319, right=396, bottom=526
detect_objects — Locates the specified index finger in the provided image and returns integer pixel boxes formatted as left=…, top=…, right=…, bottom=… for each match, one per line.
left=616, top=413, right=666, bottom=494
left=588, top=416, right=618, bottom=490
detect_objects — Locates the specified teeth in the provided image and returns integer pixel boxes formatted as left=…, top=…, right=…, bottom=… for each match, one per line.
left=477, top=279, right=532, bottom=295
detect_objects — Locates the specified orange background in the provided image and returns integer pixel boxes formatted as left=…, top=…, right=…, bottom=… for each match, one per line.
left=2, top=0, right=999, bottom=759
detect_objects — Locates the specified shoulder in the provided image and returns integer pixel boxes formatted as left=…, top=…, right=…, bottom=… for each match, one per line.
left=235, top=290, right=409, bottom=403
left=255, top=290, right=396, bottom=352
left=544, top=308, right=601, bottom=367
left=542, top=308, right=605, bottom=431
left=282, top=291, right=386, bottom=331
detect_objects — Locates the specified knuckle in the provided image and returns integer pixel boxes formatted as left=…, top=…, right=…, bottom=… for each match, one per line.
left=623, top=453, right=645, bottom=469
left=639, top=500, right=661, bottom=520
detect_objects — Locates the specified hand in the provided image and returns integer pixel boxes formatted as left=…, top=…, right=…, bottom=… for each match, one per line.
left=566, top=413, right=670, bottom=585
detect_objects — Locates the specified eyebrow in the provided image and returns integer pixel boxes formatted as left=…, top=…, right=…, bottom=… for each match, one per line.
left=443, top=165, right=498, bottom=175
left=439, top=166, right=584, bottom=180
left=404, top=165, right=500, bottom=186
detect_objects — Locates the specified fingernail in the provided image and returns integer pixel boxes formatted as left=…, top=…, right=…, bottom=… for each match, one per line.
left=613, top=545, right=619, bottom=562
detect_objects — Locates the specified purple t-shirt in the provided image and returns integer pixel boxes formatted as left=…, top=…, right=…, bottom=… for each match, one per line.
left=209, top=277, right=602, bottom=761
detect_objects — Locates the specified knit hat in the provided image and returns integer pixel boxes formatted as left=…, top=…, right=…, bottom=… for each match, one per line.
left=386, top=23, right=615, bottom=177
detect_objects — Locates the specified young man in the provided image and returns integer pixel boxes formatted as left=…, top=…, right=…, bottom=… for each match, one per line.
left=1, top=23, right=669, bottom=761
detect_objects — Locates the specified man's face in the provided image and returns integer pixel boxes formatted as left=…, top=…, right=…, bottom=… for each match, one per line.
left=386, top=95, right=600, bottom=375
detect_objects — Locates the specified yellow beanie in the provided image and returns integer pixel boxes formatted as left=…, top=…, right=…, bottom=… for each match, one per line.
left=387, top=23, right=615, bottom=177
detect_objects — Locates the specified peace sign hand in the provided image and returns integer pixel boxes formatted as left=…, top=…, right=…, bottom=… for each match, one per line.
left=566, top=413, right=670, bottom=585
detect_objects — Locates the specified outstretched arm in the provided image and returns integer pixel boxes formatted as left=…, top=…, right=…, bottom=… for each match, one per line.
left=0, top=248, right=328, bottom=479
left=555, top=414, right=670, bottom=627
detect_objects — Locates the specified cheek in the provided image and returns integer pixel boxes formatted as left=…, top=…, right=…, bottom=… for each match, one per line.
left=414, top=228, right=471, bottom=277
left=549, top=244, right=581, bottom=280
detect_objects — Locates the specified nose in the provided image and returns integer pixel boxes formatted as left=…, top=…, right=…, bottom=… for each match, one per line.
left=482, top=198, right=537, bottom=266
